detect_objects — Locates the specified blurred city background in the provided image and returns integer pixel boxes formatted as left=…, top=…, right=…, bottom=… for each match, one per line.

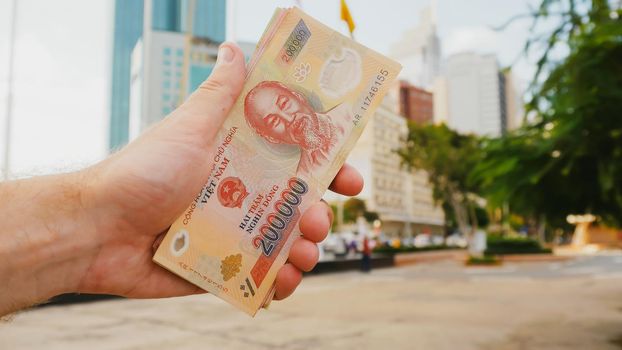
left=1, top=0, right=621, bottom=349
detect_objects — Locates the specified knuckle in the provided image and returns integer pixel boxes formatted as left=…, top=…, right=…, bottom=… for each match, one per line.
left=199, top=78, right=225, bottom=93
left=197, top=78, right=235, bottom=106
left=303, top=245, right=319, bottom=272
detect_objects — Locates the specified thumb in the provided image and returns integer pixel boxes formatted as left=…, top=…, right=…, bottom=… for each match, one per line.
left=173, top=42, right=246, bottom=142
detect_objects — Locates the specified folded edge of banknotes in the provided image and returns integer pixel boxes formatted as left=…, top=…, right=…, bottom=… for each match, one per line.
left=153, top=7, right=401, bottom=316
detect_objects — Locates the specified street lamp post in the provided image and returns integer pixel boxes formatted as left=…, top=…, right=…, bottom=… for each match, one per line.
left=3, top=0, right=18, bottom=180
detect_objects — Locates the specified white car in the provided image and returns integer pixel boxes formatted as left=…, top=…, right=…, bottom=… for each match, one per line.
left=414, top=234, right=432, bottom=248
left=445, top=233, right=468, bottom=248
left=431, top=235, right=444, bottom=246
left=320, top=233, right=347, bottom=255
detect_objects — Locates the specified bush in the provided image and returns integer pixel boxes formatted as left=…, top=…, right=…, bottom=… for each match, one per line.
left=466, top=255, right=500, bottom=265
left=485, top=234, right=552, bottom=255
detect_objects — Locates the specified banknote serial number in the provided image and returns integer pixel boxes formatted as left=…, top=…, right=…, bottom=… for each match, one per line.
left=279, top=20, right=311, bottom=65
left=353, top=69, right=390, bottom=125
left=252, top=178, right=308, bottom=257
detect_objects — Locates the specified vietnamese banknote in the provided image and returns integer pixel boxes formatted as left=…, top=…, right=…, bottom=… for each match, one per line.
left=153, top=7, right=401, bottom=316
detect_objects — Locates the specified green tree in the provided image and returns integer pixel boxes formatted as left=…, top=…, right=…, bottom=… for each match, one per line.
left=475, top=206, right=490, bottom=228
left=363, top=211, right=380, bottom=223
left=343, top=197, right=366, bottom=223
left=397, top=123, right=484, bottom=237
left=342, top=197, right=379, bottom=224
left=473, top=0, right=622, bottom=228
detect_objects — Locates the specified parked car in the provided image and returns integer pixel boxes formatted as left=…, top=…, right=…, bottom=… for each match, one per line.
left=400, top=236, right=415, bottom=247
left=431, top=235, right=444, bottom=246
left=414, top=233, right=432, bottom=248
left=445, top=233, right=468, bottom=248
left=320, top=233, right=347, bottom=256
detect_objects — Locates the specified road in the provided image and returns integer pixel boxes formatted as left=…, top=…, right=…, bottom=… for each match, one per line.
left=2, top=252, right=622, bottom=350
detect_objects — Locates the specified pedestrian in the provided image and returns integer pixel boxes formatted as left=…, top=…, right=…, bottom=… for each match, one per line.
left=361, top=235, right=372, bottom=272
left=0, top=43, right=363, bottom=317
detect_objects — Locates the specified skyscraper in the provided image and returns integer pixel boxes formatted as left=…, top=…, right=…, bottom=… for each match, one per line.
left=435, top=52, right=508, bottom=136
left=127, top=32, right=220, bottom=139
left=503, top=69, right=524, bottom=131
left=109, top=0, right=226, bottom=150
left=109, top=0, right=144, bottom=151
left=389, top=2, right=441, bottom=90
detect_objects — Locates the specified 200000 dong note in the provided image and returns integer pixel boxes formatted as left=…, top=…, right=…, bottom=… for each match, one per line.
left=153, top=7, right=401, bottom=316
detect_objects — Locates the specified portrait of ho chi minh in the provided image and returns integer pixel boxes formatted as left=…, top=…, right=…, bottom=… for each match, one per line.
left=243, top=81, right=353, bottom=176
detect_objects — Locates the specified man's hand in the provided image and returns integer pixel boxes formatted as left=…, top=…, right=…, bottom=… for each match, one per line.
left=0, top=43, right=362, bottom=316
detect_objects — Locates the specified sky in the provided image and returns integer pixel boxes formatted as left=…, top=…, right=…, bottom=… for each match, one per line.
left=0, top=0, right=541, bottom=177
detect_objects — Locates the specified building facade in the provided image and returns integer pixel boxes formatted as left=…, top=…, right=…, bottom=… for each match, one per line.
left=110, top=0, right=144, bottom=150
left=109, top=0, right=226, bottom=150
left=434, top=52, right=508, bottom=136
left=344, top=97, right=444, bottom=237
left=128, top=33, right=219, bottom=138
left=503, top=69, right=524, bottom=131
left=398, top=80, right=434, bottom=124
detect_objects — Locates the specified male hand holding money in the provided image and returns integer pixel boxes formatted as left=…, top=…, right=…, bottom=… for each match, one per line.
left=0, top=42, right=362, bottom=317
left=152, top=8, right=399, bottom=315
left=0, top=8, right=399, bottom=317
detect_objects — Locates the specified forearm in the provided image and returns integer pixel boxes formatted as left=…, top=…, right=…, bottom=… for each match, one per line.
left=0, top=171, right=98, bottom=316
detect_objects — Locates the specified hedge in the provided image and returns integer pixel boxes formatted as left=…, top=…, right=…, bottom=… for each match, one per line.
left=373, top=244, right=457, bottom=254
left=485, top=234, right=552, bottom=255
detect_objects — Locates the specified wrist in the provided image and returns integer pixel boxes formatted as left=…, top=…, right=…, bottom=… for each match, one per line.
left=0, top=170, right=101, bottom=314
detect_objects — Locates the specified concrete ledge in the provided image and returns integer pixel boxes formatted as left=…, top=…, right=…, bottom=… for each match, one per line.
left=393, top=250, right=572, bottom=266
left=394, top=249, right=467, bottom=266
left=555, top=246, right=622, bottom=256
left=500, top=254, right=572, bottom=263
left=308, top=254, right=395, bottom=274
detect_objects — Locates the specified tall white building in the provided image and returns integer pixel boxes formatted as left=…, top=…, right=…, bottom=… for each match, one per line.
left=503, top=69, right=524, bottom=131
left=343, top=97, right=445, bottom=237
left=110, top=0, right=229, bottom=149
left=128, top=30, right=255, bottom=139
left=389, top=2, right=441, bottom=89
left=129, top=33, right=216, bottom=139
left=435, top=52, right=507, bottom=136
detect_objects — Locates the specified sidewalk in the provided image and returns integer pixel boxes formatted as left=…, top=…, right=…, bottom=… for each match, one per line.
left=2, top=257, right=621, bottom=349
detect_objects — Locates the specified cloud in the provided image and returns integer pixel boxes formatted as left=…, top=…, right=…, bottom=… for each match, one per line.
left=0, top=0, right=111, bottom=177
left=443, top=26, right=500, bottom=57
left=2, top=34, right=108, bottom=176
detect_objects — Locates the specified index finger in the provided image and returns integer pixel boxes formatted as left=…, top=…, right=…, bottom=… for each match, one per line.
left=328, top=163, right=363, bottom=196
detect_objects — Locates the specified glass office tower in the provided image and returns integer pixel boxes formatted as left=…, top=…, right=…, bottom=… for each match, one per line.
left=109, top=0, right=226, bottom=150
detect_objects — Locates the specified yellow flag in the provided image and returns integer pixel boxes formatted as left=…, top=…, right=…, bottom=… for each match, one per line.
left=340, top=0, right=355, bottom=34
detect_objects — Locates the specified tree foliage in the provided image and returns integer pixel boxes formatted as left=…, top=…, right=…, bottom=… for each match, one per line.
left=343, top=197, right=366, bottom=222
left=342, top=197, right=379, bottom=223
left=472, top=0, right=622, bottom=228
left=397, top=123, right=484, bottom=235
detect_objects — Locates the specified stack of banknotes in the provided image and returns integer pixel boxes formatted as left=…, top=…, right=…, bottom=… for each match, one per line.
left=153, top=7, right=401, bottom=316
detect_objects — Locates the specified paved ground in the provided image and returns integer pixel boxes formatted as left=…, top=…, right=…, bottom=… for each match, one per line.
left=2, top=252, right=622, bottom=350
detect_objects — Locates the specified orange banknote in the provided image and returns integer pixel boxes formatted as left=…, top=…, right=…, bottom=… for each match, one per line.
left=153, top=7, right=401, bottom=316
